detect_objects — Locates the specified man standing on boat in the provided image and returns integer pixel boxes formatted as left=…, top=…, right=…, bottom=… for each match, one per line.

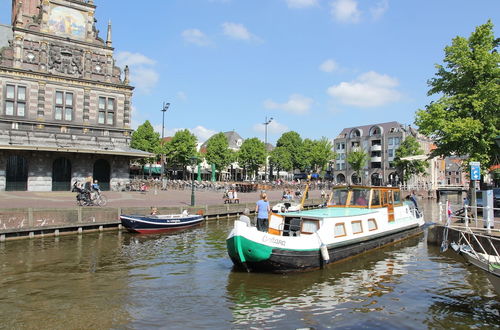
left=256, top=193, right=270, bottom=232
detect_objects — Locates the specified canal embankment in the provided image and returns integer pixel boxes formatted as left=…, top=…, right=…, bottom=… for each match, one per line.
left=0, top=189, right=323, bottom=240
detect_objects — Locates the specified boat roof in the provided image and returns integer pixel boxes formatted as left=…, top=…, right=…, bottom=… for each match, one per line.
left=283, top=207, right=377, bottom=218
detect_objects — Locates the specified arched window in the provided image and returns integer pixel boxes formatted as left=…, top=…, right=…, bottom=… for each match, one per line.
left=369, top=126, right=382, bottom=136
left=336, top=173, right=346, bottom=184
left=351, top=173, right=360, bottom=185
left=371, top=173, right=382, bottom=186
left=52, top=157, right=72, bottom=191
left=93, top=159, right=111, bottom=191
left=349, top=129, right=361, bottom=139
left=6, top=155, right=28, bottom=191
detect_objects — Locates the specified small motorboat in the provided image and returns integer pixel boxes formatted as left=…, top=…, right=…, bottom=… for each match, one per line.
left=451, top=240, right=500, bottom=295
left=120, top=212, right=204, bottom=234
left=271, top=201, right=302, bottom=213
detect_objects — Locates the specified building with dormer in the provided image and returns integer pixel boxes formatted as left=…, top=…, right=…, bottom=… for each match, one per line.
left=0, top=0, right=149, bottom=191
left=332, top=121, right=437, bottom=188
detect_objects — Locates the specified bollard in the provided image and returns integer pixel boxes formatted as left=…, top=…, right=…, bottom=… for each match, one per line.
left=54, top=229, right=60, bottom=237
left=78, top=227, right=83, bottom=234
left=29, top=232, right=34, bottom=239
left=0, top=234, right=5, bottom=242
left=99, top=225, right=103, bottom=232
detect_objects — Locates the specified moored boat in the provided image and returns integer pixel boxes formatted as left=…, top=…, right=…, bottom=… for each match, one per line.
left=120, top=213, right=204, bottom=234
left=451, top=240, right=500, bottom=294
left=227, top=185, right=425, bottom=273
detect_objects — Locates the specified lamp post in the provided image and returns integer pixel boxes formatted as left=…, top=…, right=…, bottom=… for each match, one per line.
left=190, top=156, right=197, bottom=206
left=264, top=116, right=273, bottom=181
left=160, top=102, right=170, bottom=182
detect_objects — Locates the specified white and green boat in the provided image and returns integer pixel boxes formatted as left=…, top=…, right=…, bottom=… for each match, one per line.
left=227, top=185, right=425, bottom=273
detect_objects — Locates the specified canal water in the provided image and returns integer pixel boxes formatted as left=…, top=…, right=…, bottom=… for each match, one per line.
left=0, top=200, right=498, bottom=329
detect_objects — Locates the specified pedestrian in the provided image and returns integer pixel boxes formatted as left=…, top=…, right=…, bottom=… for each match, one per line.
left=256, top=192, right=270, bottom=232
left=239, top=208, right=252, bottom=227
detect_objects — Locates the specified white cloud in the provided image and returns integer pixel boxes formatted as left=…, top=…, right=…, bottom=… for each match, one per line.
left=286, top=0, right=318, bottom=9
left=319, top=59, right=338, bottom=73
left=264, top=94, right=314, bottom=115
left=330, top=0, right=361, bottom=23
left=253, top=120, right=288, bottom=135
left=371, top=0, right=389, bottom=20
left=177, top=91, right=188, bottom=101
left=115, top=51, right=159, bottom=93
left=191, top=126, right=218, bottom=143
left=327, top=71, right=401, bottom=107
left=181, top=28, right=212, bottom=46
left=222, top=22, right=260, bottom=42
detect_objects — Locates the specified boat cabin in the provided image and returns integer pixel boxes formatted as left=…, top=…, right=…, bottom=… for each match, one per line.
left=327, top=185, right=403, bottom=209
left=268, top=186, right=408, bottom=238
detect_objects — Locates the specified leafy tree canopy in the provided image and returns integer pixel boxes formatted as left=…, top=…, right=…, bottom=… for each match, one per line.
left=393, top=136, right=428, bottom=184
left=305, top=137, right=335, bottom=173
left=276, top=131, right=308, bottom=170
left=131, top=120, right=160, bottom=154
left=269, top=146, right=293, bottom=172
left=164, top=129, right=198, bottom=168
left=415, top=20, right=500, bottom=168
left=205, top=132, right=234, bottom=180
left=237, top=138, right=266, bottom=176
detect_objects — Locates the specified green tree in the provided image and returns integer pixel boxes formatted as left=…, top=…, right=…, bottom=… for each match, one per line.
left=307, top=137, right=336, bottom=174
left=415, top=20, right=500, bottom=168
left=164, top=129, right=198, bottom=178
left=205, top=132, right=234, bottom=181
left=393, top=136, right=428, bottom=184
left=269, top=146, right=293, bottom=176
left=347, top=150, right=368, bottom=184
left=131, top=120, right=160, bottom=173
left=276, top=131, right=307, bottom=171
left=237, top=138, right=266, bottom=179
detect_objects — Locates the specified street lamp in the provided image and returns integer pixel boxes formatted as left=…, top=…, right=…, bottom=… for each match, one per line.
left=264, top=116, right=273, bottom=181
left=190, top=156, right=198, bottom=206
left=161, top=102, right=170, bottom=182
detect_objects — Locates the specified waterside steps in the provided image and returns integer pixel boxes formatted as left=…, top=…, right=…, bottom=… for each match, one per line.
left=0, top=200, right=323, bottom=241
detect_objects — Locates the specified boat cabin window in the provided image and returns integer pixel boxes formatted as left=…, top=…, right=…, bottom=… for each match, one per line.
left=282, top=217, right=302, bottom=237
left=334, top=223, right=347, bottom=237
left=393, top=191, right=401, bottom=204
left=368, top=218, right=378, bottom=231
left=382, top=190, right=394, bottom=205
left=351, top=220, right=363, bottom=234
left=352, top=189, right=370, bottom=207
left=301, top=219, right=320, bottom=234
left=330, top=189, right=349, bottom=206
left=371, top=190, right=381, bottom=207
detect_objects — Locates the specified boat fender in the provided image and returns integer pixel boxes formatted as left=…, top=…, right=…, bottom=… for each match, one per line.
left=320, top=244, right=330, bottom=262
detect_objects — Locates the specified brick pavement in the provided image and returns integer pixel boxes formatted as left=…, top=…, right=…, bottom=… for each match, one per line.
left=0, top=189, right=321, bottom=209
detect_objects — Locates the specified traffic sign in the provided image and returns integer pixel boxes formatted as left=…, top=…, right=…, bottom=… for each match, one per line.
left=470, top=163, right=481, bottom=180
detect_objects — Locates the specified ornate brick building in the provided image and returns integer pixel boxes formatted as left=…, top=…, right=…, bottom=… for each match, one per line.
left=0, top=0, right=149, bottom=191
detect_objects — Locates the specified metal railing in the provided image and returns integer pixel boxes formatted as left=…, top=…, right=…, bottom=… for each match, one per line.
left=437, top=199, right=499, bottom=234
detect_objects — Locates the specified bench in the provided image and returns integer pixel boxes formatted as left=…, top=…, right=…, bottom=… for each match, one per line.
left=224, top=198, right=240, bottom=204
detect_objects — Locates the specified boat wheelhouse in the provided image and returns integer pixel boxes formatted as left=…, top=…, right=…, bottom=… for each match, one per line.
left=227, top=185, right=425, bottom=273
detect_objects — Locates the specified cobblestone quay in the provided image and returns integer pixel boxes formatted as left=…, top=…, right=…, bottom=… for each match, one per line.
left=0, top=189, right=322, bottom=240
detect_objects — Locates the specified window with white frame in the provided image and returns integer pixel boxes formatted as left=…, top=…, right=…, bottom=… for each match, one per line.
left=5, top=84, right=26, bottom=117
left=98, top=96, right=115, bottom=125
left=55, top=91, right=73, bottom=121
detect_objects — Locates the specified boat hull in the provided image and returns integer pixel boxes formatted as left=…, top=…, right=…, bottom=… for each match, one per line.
left=120, top=214, right=204, bottom=234
left=227, top=224, right=424, bottom=273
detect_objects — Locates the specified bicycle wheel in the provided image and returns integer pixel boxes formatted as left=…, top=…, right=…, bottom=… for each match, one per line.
left=97, top=195, right=107, bottom=206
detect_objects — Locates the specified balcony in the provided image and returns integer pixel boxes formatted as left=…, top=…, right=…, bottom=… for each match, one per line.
left=371, top=156, right=382, bottom=162
left=371, top=144, right=382, bottom=151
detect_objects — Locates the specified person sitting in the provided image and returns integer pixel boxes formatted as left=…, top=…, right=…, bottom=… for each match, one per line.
left=232, top=189, right=239, bottom=203
left=355, top=195, right=368, bottom=206
left=150, top=207, right=158, bottom=215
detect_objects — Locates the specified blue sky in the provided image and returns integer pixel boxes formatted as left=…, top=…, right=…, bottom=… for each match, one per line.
left=1, top=0, right=499, bottom=144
